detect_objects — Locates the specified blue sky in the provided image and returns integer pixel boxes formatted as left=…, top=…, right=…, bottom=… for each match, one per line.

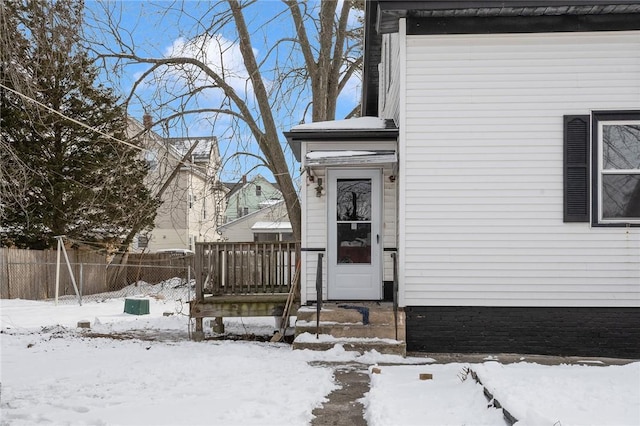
left=84, top=1, right=363, bottom=183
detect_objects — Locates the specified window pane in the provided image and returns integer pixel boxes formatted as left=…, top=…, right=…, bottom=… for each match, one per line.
left=337, top=179, right=371, bottom=221
left=337, top=223, right=371, bottom=264
left=254, top=233, right=278, bottom=242
left=280, top=233, right=295, bottom=242
left=603, top=124, right=640, bottom=170
left=602, top=174, right=640, bottom=219
left=137, top=235, right=148, bottom=248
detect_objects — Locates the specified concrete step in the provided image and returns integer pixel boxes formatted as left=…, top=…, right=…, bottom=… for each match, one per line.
left=295, top=304, right=399, bottom=325
left=293, top=333, right=406, bottom=356
left=295, top=322, right=404, bottom=340
left=293, top=303, right=406, bottom=355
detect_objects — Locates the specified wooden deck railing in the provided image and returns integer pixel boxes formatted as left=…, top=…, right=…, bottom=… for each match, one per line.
left=194, top=241, right=300, bottom=300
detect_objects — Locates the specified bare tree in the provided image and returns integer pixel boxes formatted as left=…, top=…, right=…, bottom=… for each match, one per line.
left=85, top=0, right=363, bottom=240
left=0, top=0, right=34, bottom=218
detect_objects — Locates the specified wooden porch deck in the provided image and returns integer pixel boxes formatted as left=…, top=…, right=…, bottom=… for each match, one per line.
left=189, top=241, right=300, bottom=338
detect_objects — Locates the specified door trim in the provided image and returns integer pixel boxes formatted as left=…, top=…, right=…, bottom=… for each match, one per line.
left=327, top=168, right=382, bottom=300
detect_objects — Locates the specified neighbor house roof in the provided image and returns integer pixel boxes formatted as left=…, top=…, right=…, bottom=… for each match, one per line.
left=222, top=175, right=281, bottom=199
left=217, top=199, right=287, bottom=232
left=166, top=137, right=218, bottom=163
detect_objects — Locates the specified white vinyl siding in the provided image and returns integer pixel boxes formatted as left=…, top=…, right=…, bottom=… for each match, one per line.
left=380, top=33, right=402, bottom=124
left=382, top=164, right=397, bottom=282
left=302, top=165, right=327, bottom=303
left=401, top=31, right=640, bottom=308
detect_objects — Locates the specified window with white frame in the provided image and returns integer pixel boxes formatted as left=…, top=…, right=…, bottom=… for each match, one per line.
left=595, top=112, right=640, bottom=224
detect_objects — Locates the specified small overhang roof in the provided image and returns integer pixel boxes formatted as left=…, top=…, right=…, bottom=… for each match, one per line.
left=304, top=150, right=397, bottom=167
left=284, top=118, right=398, bottom=161
left=251, top=221, right=292, bottom=231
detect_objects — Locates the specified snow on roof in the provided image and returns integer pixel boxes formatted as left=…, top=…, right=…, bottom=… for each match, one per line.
left=258, top=199, right=284, bottom=208
left=291, top=116, right=387, bottom=131
left=305, top=150, right=397, bottom=166
left=167, top=137, right=216, bottom=159
left=251, top=221, right=292, bottom=231
left=306, top=151, right=377, bottom=159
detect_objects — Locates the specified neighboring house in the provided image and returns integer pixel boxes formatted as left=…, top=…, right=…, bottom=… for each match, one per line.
left=222, top=174, right=283, bottom=223
left=127, top=116, right=227, bottom=252
left=217, top=200, right=293, bottom=242
left=217, top=174, right=291, bottom=241
left=286, top=1, right=640, bottom=358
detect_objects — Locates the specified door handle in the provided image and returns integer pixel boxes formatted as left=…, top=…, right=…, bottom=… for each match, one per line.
left=376, top=234, right=380, bottom=244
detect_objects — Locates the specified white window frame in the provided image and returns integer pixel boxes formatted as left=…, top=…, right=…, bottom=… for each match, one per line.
left=597, top=119, right=640, bottom=225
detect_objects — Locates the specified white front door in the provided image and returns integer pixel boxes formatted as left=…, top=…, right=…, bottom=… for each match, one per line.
left=327, top=169, right=382, bottom=300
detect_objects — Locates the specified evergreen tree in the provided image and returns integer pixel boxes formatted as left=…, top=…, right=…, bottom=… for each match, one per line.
left=0, top=0, right=157, bottom=249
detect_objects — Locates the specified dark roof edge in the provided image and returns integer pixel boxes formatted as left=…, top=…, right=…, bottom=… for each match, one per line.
left=363, top=0, right=381, bottom=117
left=285, top=128, right=399, bottom=139
left=284, top=127, right=399, bottom=162
left=378, top=0, right=640, bottom=13
left=376, top=1, right=640, bottom=33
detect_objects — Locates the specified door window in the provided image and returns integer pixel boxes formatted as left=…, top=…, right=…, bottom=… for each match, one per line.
left=336, top=179, right=372, bottom=264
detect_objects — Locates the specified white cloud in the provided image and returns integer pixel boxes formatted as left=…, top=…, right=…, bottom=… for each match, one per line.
left=164, top=33, right=256, bottom=97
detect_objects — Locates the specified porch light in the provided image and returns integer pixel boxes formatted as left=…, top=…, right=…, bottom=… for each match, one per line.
left=306, top=167, right=315, bottom=182
left=315, top=178, right=324, bottom=197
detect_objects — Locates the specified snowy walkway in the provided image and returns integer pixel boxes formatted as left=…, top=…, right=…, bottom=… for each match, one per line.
left=310, top=363, right=369, bottom=426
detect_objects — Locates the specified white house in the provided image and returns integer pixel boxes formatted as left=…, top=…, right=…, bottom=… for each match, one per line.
left=127, top=117, right=227, bottom=252
left=286, top=1, right=640, bottom=358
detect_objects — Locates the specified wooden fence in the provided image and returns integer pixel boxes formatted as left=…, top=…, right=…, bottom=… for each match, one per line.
left=0, top=248, right=194, bottom=301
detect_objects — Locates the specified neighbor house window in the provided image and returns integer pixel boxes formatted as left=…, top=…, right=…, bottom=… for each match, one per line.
left=256, top=185, right=262, bottom=196
left=280, top=232, right=295, bottom=242
left=595, top=112, right=640, bottom=224
left=254, top=233, right=279, bottom=242
left=564, top=111, right=640, bottom=225
left=137, top=234, right=149, bottom=249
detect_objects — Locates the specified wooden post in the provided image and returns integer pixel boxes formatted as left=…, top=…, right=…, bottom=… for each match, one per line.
left=212, top=317, right=224, bottom=333
left=195, top=242, right=203, bottom=301
left=316, top=253, right=323, bottom=339
left=55, top=237, right=62, bottom=305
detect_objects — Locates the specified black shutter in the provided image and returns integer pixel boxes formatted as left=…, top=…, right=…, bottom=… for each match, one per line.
left=563, top=115, right=590, bottom=222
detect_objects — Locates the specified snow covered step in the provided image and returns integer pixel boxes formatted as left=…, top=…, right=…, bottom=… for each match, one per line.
left=292, top=332, right=406, bottom=356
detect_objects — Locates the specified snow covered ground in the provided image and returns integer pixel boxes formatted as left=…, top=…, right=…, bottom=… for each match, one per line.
left=1, top=282, right=639, bottom=425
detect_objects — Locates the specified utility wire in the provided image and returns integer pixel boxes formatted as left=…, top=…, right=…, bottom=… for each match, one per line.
left=0, top=82, right=144, bottom=152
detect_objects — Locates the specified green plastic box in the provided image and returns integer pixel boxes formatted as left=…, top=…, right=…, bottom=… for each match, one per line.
left=124, top=298, right=150, bottom=315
